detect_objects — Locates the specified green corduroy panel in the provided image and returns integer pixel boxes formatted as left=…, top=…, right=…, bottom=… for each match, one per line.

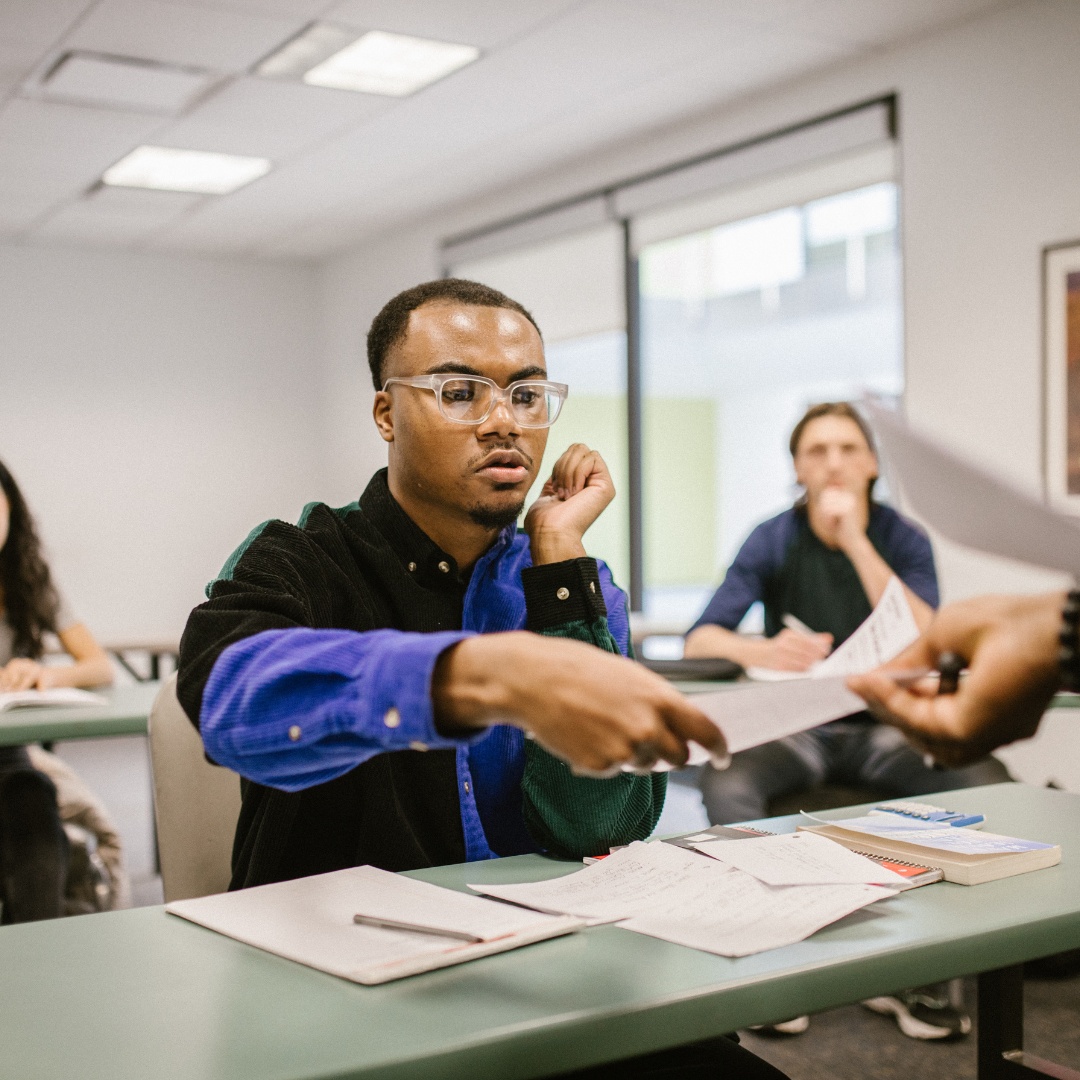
left=520, top=617, right=666, bottom=859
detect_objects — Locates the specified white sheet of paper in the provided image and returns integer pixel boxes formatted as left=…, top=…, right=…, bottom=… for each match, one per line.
left=348, top=864, right=574, bottom=940
left=864, top=400, right=1080, bottom=579
left=621, top=875, right=893, bottom=957
left=690, top=675, right=866, bottom=754
left=811, top=575, right=920, bottom=677
left=692, top=831, right=907, bottom=887
left=470, top=841, right=704, bottom=921
left=471, top=841, right=895, bottom=957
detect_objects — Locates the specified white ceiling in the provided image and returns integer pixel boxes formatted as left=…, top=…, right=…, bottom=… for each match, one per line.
left=0, top=0, right=1008, bottom=260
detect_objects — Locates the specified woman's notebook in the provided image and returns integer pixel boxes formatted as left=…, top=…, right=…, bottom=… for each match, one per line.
left=166, top=865, right=584, bottom=985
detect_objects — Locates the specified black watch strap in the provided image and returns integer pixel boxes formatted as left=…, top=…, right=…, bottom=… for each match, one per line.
left=1059, top=590, right=1080, bottom=691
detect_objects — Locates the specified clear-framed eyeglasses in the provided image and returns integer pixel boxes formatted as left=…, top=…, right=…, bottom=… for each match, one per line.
left=382, top=373, right=568, bottom=428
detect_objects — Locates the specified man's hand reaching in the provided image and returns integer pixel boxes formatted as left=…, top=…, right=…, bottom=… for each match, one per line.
left=433, top=632, right=728, bottom=776
left=524, top=444, right=615, bottom=565
left=848, top=592, right=1063, bottom=766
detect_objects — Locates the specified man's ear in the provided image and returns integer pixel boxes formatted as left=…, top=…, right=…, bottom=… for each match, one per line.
left=373, top=391, right=394, bottom=444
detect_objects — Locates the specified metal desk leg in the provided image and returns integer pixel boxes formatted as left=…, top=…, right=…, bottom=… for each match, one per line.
left=978, top=966, right=1080, bottom=1079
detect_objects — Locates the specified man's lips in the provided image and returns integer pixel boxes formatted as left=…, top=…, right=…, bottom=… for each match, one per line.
left=476, top=451, right=530, bottom=483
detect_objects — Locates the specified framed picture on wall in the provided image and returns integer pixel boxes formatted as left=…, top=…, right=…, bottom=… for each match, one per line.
left=1044, top=240, right=1080, bottom=511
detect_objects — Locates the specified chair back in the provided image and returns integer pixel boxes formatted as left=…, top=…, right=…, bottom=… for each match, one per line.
left=148, top=674, right=242, bottom=902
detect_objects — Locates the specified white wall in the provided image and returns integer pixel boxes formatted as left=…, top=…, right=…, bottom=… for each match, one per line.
left=318, top=0, right=1080, bottom=604
left=0, top=243, right=320, bottom=643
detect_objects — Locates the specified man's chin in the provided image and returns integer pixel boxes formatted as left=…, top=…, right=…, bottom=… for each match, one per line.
left=468, top=497, right=526, bottom=530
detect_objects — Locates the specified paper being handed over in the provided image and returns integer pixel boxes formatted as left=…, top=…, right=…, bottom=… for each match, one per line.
left=471, top=841, right=895, bottom=957
left=667, top=576, right=918, bottom=763
left=864, top=400, right=1080, bottom=579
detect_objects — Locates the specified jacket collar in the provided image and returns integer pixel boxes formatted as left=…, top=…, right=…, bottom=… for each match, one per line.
left=359, top=468, right=516, bottom=585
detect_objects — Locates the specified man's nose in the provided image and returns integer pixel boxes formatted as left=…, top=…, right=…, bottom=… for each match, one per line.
left=476, top=394, right=521, bottom=438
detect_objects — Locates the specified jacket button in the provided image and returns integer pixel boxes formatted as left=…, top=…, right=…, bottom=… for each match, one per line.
left=556, top=587, right=570, bottom=600
left=288, top=725, right=302, bottom=742
left=438, top=560, right=450, bottom=573
left=384, top=707, right=401, bottom=728
left=463, top=781, right=470, bottom=793
left=409, top=740, right=428, bottom=752
left=408, top=561, right=417, bottom=572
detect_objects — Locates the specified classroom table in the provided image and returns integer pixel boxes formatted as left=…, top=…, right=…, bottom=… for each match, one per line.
left=0, top=680, right=161, bottom=746
left=1, top=781, right=1077, bottom=1080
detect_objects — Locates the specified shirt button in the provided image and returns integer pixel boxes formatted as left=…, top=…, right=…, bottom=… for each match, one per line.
left=463, top=781, right=470, bottom=793
left=288, top=725, right=302, bottom=742
left=589, top=581, right=596, bottom=594
left=409, top=740, right=428, bottom=752
left=438, top=560, right=450, bottom=573
left=384, top=707, right=401, bottom=728
left=407, top=561, right=417, bottom=572
left=556, top=587, right=570, bottom=600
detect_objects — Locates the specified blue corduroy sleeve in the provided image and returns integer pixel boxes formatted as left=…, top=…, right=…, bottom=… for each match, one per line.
left=200, top=627, right=478, bottom=791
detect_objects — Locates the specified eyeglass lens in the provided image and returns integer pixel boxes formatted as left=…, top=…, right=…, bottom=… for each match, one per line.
left=438, top=378, right=561, bottom=427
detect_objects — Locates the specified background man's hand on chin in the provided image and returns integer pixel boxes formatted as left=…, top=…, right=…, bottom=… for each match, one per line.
left=524, top=443, right=615, bottom=565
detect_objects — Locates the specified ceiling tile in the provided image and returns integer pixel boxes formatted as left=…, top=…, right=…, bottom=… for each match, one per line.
left=153, top=75, right=388, bottom=159
left=83, top=185, right=206, bottom=215
left=0, top=186, right=73, bottom=234
left=0, top=0, right=94, bottom=50
left=64, top=0, right=308, bottom=72
left=33, top=185, right=202, bottom=245
left=35, top=210, right=173, bottom=245
left=0, top=99, right=162, bottom=193
left=0, top=41, right=41, bottom=97
left=323, top=0, right=583, bottom=49
left=176, top=0, right=336, bottom=18
left=722, top=0, right=1006, bottom=48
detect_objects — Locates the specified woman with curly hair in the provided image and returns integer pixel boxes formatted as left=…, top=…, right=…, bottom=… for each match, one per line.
left=0, top=459, right=112, bottom=922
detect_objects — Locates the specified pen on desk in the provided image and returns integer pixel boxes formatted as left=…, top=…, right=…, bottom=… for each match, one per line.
left=782, top=613, right=817, bottom=637
left=353, top=915, right=483, bottom=942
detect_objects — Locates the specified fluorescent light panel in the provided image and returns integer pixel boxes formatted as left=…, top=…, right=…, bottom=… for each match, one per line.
left=257, top=24, right=479, bottom=96
left=101, top=146, right=271, bottom=194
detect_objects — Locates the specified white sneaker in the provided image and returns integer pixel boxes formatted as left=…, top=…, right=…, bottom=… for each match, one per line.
left=748, top=1015, right=810, bottom=1036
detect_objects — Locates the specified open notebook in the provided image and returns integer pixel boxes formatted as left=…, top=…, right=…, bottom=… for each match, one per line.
left=166, top=865, right=584, bottom=985
left=0, top=688, right=104, bottom=712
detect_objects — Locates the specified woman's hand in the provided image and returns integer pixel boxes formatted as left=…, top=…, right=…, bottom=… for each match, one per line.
left=0, top=658, right=53, bottom=691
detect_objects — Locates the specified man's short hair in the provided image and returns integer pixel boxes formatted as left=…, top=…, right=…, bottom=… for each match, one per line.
left=366, top=278, right=542, bottom=392
left=789, top=401, right=877, bottom=458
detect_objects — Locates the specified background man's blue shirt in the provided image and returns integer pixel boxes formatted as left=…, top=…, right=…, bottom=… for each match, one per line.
left=691, top=503, right=938, bottom=646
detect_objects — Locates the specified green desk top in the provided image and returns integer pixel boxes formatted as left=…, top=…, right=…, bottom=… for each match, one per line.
left=3, top=782, right=1079, bottom=1080
left=0, top=680, right=161, bottom=745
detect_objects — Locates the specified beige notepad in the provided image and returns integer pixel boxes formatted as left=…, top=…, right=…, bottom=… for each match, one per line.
left=167, top=865, right=583, bottom=985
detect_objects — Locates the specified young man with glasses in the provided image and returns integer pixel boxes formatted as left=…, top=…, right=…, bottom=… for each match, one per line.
left=176, top=279, right=777, bottom=1080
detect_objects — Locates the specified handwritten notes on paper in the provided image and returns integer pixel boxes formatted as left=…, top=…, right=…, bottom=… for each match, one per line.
left=811, top=575, right=920, bottom=677
left=470, top=841, right=896, bottom=957
left=692, top=831, right=907, bottom=887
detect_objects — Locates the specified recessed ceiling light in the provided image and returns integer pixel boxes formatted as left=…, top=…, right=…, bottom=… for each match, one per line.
left=101, top=146, right=271, bottom=194
left=255, top=23, right=358, bottom=79
left=302, top=30, right=479, bottom=96
left=38, top=52, right=217, bottom=116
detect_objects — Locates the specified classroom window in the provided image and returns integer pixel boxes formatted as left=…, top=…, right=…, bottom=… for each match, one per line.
left=638, top=181, right=903, bottom=626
